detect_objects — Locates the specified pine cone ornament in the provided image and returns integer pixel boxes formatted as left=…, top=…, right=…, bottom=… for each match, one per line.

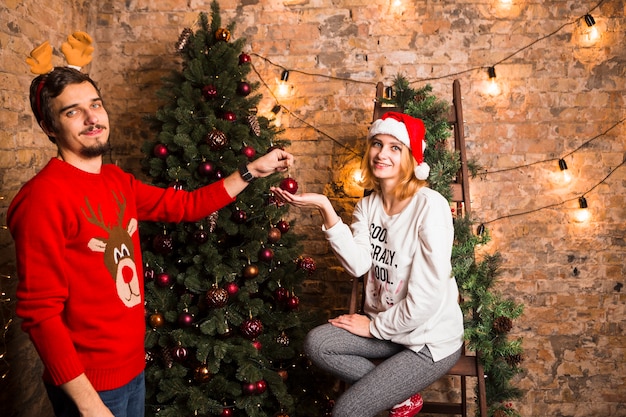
left=505, top=353, right=524, bottom=367
left=493, top=316, right=513, bottom=334
left=160, top=345, right=174, bottom=369
left=206, top=129, right=228, bottom=150
left=247, top=114, right=261, bottom=136
left=207, top=211, right=219, bottom=232
left=493, top=409, right=508, bottom=417
left=175, top=28, right=193, bottom=52
left=206, top=285, right=229, bottom=308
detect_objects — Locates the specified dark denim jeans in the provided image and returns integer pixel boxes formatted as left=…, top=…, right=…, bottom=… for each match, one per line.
left=45, top=372, right=145, bottom=417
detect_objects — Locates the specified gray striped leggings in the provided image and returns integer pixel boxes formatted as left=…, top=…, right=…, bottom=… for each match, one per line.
left=304, top=323, right=462, bottom=417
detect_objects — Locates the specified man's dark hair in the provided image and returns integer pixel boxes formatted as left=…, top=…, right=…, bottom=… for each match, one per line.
left=29, top=67, right=102, bottom=143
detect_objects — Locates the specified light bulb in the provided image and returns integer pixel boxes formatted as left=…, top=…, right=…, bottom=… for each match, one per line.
left=558, top=159, right=572, bottom=184
left=573, top=197, right=590, bottom=222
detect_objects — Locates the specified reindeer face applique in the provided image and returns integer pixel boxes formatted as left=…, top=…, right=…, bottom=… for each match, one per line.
left=82, top=193, right=141, bottom=308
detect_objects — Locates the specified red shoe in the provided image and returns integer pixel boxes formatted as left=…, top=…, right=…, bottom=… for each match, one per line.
left=389, top=393, right=423, bottom=417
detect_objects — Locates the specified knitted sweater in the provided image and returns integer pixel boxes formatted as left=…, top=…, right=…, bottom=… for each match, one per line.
left=324, top=187, right=464, bottom=361
left=8, top=158, right=235, bottom=390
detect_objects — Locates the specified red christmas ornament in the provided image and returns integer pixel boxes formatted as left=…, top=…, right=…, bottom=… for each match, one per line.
left=268, top=227, right=282, bottom=243
left=239, top=52, right=251, bottom=64
left=206, top=286, right=229, bottom=309
left=214, top=169, right=225, bottom=180
left=255, top=379, right=267, bottom=394
left=198, top=160, right=216, bottom=177
left=279, top=177, right=298, bottom=194
left=220, top=407, right=234, bottom=417
left=274, top=286, right=289, bottom=303
left=155, top=272, right=172, bottom=287
left=178, top=311, right=194, bottom=327
left=243, top=264, right=259, bottom=279
left=152, top=231, right=174, bottom=254
left=236, top=81, right=251, bottom=96
left=221, top=111, right=237, bottom=122
left=287, top=295, right=300, bottom=310
left=268, top=194, right=285, bottom=207
left=243, top=382, right=257, bottom=395
left=276, top=220, right=290, bottom=234
left=225, top=281, right=239, bottom=296
left=252, top=340, right=262, bottom=350
left=149, top=312, right=165, bottom=328
left=169, top=180, right=184, bottom=191
left=241, top=317, right=263, bottom=339
left=232, top=208, right=247, bottom=224
left=193, top=228, right=208, bottom=244
left=259, top=247, right=274, bottom=262
left=144, top=265, right=155, bottom=281
left=277, top=369, right=288, bottom=381
left=202, top=84, right=218, bottom=100
left=297, top=256, right=317, bottom=275
left=153, top=143, right=168, bottom=159
left=171, top=345, right=188, bottom=362
left=242, top=145, right=256, bottom=159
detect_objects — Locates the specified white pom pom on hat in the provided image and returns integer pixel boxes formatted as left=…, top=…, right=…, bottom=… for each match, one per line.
left=367, top=111, right=430, bottom=180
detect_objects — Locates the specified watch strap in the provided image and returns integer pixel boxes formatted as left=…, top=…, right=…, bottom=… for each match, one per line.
left=238, top=163, right=255, bottom=182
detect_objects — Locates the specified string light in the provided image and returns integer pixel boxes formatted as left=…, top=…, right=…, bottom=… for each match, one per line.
left=385, top=86, right=393, bottom=99
left=584, top=14, right=596, bottom=27
left=574, top=196, right=590, bottom=222
left=486, top=66, right=500, bottom=95
left=245, top=1, right=618, bottom=226
left=277, top=70, right=290, bottom=97
left=1, top=200, right=12, bottom=379
left=558, top=159, right=572, bottom=184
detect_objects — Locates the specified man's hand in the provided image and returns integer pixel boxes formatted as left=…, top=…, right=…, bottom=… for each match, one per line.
left=61, top=373, right=114, bottom=417
left=247, top=148, right=294, bottom=178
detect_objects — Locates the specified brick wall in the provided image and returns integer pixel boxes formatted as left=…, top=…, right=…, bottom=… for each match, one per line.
left=1, top=1, right=624, bottom=416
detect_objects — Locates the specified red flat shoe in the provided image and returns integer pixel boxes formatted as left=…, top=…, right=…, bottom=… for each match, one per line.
left=389, top=392, right=423, bottom=417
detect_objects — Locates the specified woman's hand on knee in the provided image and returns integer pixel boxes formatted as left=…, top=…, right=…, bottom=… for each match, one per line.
left=329, top=314, right=373, bottom=338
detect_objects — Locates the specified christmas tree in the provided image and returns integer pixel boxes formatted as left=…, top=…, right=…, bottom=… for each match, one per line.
left=140, top=3, right=335, bottom=416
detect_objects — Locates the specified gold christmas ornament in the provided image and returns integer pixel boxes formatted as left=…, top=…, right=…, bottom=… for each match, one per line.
left=215, top=28, right=231, bottom=42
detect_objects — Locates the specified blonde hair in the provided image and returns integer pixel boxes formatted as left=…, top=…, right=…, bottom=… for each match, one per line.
left=358, top=137, right=427, bottom=200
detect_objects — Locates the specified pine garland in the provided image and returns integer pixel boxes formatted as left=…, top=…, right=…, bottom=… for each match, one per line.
left=390, top=75, right=525, bottom=417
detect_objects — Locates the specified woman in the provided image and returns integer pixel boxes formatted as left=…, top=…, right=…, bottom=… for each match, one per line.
left=271, top=112, right=464, bottom=417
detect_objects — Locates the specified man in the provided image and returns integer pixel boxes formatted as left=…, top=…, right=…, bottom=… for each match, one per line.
left=8, top=66, right=293, bottom=417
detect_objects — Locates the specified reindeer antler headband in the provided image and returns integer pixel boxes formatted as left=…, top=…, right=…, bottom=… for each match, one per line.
left=27, top=32, right=94, bottom=121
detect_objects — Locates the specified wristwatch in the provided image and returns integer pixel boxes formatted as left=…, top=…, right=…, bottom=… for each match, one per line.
left=238, top=163, right=256, bottom=183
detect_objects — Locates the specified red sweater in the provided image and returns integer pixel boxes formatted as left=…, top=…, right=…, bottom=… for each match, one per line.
left=8, top=158, right=235, bottom=390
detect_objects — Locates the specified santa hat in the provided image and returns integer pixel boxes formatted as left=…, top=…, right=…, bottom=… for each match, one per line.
left=367, top=111, right=430, bottom=180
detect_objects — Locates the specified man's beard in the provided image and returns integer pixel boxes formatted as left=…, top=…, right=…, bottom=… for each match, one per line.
left=80, top=140, right=111, bottom=158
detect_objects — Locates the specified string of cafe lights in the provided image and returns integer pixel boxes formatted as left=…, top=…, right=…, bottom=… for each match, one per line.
left=0, top=194, right=11, bottom=379
left=246, top=0, right=622, bottom=226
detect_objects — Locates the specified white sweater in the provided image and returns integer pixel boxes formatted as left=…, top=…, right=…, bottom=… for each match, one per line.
left=324, top=187, right=464, bottom=361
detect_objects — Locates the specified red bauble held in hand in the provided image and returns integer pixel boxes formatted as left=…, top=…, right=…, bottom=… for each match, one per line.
left=279, top=177, right=298, bottom=194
